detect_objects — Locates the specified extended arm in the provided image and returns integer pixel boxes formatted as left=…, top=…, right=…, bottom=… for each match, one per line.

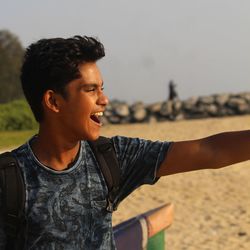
left=157, top=130, right=250, bottom=176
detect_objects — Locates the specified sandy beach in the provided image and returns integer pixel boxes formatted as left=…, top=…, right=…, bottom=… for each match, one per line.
left=2, top=115, right=249, bottom=249
left=101, top=115, right=250, bottom=250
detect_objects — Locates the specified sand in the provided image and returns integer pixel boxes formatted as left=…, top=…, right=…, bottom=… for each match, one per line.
left=101, top=115, right=250, bottom=250
left=2, top=115, right=249, bottom=249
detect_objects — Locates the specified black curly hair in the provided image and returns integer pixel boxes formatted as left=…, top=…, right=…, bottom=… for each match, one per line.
left=21, top=35, right=105, bottom=122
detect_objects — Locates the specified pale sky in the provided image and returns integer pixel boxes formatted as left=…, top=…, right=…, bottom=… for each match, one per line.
left=1, top=0, right=249, bottom=103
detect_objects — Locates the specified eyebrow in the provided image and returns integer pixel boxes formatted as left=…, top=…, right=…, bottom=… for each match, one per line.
left=79, top=82, right=104, bottom=90
left=80, top=82, right=104, bottom=89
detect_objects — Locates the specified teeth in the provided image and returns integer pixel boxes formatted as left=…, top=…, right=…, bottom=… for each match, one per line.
left=93, top=112, right=103, bottom=117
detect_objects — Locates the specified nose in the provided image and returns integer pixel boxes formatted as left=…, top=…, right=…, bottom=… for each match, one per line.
left=97, top=92, right=109, bottom=106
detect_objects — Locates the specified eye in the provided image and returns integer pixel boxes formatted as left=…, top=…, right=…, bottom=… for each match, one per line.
left=87, top=88, right=96, bottom=92
left=83, top=87, right=96, bottom=92
left=81, top=85, right=104, bottom=93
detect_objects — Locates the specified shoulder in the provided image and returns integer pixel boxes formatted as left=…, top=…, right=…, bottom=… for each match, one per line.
left=11, top=135, right=37, bottom=158
left=110, top=135, right=150, bottom=148
left=12, top=142, right=30, bottom=159
left=110, top=135, right=170, bottom=151
left=110, top=135, right=171, bottom=166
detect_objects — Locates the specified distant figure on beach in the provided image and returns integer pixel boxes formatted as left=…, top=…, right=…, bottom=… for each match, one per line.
left=0, top=35, right=249, bottom=250
left=168, top=80, right=178, bottom=101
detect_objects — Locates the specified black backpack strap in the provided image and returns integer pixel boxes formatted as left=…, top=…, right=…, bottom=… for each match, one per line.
left=0, top=152, right=25, bottom=250
left=88, top=136, right=121, bottom=212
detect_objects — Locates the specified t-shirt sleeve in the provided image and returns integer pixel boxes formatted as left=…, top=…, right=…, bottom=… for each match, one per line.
left=111, top=136, right=171, bottom=203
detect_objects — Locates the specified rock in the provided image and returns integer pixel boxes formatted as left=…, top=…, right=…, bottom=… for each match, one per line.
left=131, top=101, right=144, bottom=109
left=119, top=116, right=132, bottom=124
left=105, top=103, right=113, bottom=111
left=130, top=102, right=147, bottom=122
left=132, top=109, right=147, bottom=122
left=173, top=100, right=182, bottom=113
left=240, top=92, right=250, bottom=103
left=205, top=104, right=218, bottom=116
left=198, top=96, right=214, bottom=105
left=184, top=105, right=209, bottom=119
left=160, top=101, right=173, bottom=117
left=238, top=103, right=250, bottom=114
left=113, top=103, right=130, bottom=117
left=214, top=94, right=230, bottom=106
left=183, top=97, right=199, bottom=111
left=227, top=97, right=246, bottom=108
left=215, top=107, right=231, bottom=117
left=104, top=110, right=113, bottom=118
left=147, top=102, right=162, bottom=114
left=107, top=115, right=121, bottom=124
left=174, top=113, right=184, bottom=121
left=227, top=97, right=250, bottom=114
left=104, top=91, right=250, bottom=125
left=222, top=108, right=236, bottom=116
left=100, top=116, right=109, bottom=125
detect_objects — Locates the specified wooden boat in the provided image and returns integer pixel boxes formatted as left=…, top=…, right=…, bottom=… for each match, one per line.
left=114, top=203, right=174, bottom=250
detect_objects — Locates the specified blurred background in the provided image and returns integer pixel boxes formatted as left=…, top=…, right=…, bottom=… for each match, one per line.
left=0, top=0, right=249, bottom=104
left=0, top=0, right=250, bottom=145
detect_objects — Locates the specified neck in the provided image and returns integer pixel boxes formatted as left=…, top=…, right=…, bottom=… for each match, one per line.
left=31, top=126, right=81, bottom=171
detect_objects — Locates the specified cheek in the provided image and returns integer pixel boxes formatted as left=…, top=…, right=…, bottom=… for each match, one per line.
left=67, top=95, right=95, bottom=118
left=80, top=97, right=95, bottom=112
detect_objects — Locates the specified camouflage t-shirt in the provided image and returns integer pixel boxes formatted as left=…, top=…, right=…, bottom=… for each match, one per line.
left=1, top=136, right=170, bottom=250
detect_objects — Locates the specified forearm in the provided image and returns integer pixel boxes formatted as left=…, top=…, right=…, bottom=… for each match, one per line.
left=203, top=130, right=250, bottom=169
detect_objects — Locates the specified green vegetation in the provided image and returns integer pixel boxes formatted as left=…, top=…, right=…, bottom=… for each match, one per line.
left=0, top=129, right=37, bottom=150
left=0, top=99, right=37, bottom=131
left=0, top=30, right=38, bottom=150
left=0, top=29, right=24, bottom=103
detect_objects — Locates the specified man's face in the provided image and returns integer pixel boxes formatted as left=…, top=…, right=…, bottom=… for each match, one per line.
left=57, top=62, right=109, bottom=141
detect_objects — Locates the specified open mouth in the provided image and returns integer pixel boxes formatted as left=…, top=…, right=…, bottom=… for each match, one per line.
left=90, top=112, right=103, bottom=124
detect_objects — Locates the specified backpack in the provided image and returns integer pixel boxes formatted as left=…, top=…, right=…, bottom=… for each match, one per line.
left=0, top=136, right=121, bottom=250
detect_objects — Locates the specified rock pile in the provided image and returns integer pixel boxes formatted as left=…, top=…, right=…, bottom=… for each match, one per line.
left=103, top=92, right=250, bottom=124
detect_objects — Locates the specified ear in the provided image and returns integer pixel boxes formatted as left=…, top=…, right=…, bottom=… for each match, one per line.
left=43, top=90, right=61, bottom=113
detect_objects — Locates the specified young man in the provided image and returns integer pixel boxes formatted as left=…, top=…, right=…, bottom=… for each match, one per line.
left=0, top=35, right=249, bottom=249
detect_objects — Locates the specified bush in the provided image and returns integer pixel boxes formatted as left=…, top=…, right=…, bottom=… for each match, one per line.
left=0, top=99, right=37, bottom=131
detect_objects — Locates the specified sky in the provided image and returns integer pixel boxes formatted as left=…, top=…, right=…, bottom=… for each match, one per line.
left=1, top=0, right=249, bottom=103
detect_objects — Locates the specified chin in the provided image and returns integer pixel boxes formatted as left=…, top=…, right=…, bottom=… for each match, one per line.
left=84, top=132, right=100, bottom=141
left=89, top=135, right=100, bottom=141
